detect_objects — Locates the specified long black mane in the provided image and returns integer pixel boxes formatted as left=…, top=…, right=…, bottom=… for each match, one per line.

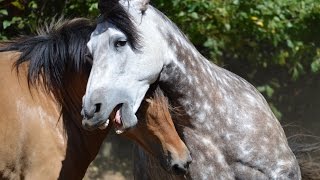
left=0, top=18, right=95, bottom=118
left=0, top=18, right=94, bottom=90
left=98, top=0, right=141, bottom=49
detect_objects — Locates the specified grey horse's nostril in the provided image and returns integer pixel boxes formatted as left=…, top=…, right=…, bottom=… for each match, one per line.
left=172, top=164, right=187, bottom=175
left=94, top=103, right=101, bottom=113
left=82, top=103, right=101, bottom=119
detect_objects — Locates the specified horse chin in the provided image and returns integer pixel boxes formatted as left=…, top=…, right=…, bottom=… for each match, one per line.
left=81, top=117, right=110, bottom=131
left=98, top=119, right=110, bottom=130
left=118, top=103, right=138, bottom=129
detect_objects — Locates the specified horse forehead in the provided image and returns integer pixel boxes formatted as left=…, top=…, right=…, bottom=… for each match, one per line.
left=90, top=22, right=121, bottom=43
left=92, top=21, right=108, bottom=36
left=88, top=25, right=123, bottom=54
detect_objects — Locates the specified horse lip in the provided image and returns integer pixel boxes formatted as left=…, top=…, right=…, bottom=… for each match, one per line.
left=81, top=103, right=123, bottom=131
left=98, top=119, right=110, bottom=130
left=112, top=104, right=126, bottom=134
left=81, top=115, right=109, bottom=131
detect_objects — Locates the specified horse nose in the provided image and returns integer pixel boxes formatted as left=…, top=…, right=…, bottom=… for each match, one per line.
left=172, top=162, right=189, bottom=175
left=82, top=103, right=102, bottom=119
left=171, top=154, right=192, bottom=175
left=82, top=94, right=103, bottom=119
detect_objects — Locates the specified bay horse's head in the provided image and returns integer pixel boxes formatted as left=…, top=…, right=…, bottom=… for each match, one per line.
left=82, top=0, right=169, bottom=130
left=120, top=87, right=192, bottom=174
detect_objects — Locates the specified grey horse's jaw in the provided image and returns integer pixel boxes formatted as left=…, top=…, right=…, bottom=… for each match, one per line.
left=120, top=103, right=138, bottom=129
left=81, top=102, right=137, bottom=132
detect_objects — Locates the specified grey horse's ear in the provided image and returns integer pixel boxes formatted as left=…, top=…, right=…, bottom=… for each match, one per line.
left=131, top=0, right=150, bottom=13
left=140, top=0, right=150, bottom=13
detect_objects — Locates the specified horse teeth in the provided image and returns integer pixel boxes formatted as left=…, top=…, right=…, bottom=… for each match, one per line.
left=98, top=119, right=109, bottom=130
left=115, top=129, right=124, bottom=134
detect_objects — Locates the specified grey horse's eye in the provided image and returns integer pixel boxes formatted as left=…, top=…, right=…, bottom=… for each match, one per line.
left=114, top=40, right=127, bottom=48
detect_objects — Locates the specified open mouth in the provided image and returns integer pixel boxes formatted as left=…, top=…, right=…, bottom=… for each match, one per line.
left=98, top=104, right=125, bottom=134
left=113, top=104, right=125, bottom=134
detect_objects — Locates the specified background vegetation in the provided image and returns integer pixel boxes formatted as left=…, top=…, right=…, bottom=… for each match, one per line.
left=1, top=0, right=320, bottom=122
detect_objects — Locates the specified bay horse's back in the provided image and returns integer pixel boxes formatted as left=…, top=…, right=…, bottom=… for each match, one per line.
left=0, top=52, right=65, bottom=179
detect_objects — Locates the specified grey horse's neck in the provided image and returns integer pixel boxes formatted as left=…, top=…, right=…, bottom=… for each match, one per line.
left=158, top=30, right=241, bottom=179
left=156, top=8, right=300, bottom=179
left=159, top=27, right=247, bottom=130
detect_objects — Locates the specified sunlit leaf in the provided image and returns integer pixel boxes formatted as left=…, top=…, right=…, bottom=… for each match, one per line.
left=0, top=9, right=8, bottom=15
left=311, top=59, right=320, bottom=73
left=3, top=20, right=11, bottom=29
left=11, top=1, right=25, bottom=10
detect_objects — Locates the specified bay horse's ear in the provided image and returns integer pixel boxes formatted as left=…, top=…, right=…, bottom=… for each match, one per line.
left=145, top=98, right=153, bottom=104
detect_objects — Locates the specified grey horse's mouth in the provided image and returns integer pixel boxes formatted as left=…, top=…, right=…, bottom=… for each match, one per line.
left=82, top=117, right=109, bottom=131
left=81, top=103, right=123, bottom=131
left=112, top=104, right=126, bottom=134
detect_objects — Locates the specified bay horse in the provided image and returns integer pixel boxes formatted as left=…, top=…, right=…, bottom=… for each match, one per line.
left=83, top=0, right=319, bottom=179
left=0, top=17, right=190, bottom=179
left=0, top=18, right=104, bottom=179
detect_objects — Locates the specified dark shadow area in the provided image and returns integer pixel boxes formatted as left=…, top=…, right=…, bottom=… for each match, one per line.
left=277, top=75, right=320, bottom=137
left=85, top=132, right=134, bottom=180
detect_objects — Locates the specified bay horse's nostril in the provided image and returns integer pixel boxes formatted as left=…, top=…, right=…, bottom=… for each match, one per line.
left=172, top=163, right=188, bottom=175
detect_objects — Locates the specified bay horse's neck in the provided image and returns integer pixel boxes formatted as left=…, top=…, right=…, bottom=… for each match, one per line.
left=58, top=71, right=109, bottom=179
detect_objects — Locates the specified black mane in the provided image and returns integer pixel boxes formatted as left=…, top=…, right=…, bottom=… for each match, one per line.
left=0, top=18, right=95, bottom=97
left=0, top=18, right=96, bottom=119
left=98, top=0, right=141, bottom=50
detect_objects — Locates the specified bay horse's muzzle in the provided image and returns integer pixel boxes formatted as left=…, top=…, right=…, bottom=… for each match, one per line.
left=170, top=152, right=192, bottom=175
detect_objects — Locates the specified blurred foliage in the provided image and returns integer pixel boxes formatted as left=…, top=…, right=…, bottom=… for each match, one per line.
left=153, top=0, right=320, bottom=78
left=152, top=0, right=320, bottom=119
left=1, top=0, right=320, bottom=119
left=0, top=0, right=99, bottom=40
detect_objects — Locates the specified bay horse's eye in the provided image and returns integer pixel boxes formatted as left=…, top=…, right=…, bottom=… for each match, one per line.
left=114, top=40, right=127, bottom=48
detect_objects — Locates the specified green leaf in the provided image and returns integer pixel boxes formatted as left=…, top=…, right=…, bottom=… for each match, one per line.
left=292, top=67, right=299, bottom=80
left=203, top=38, right=215, bottom=48
left=12, top=16, right=22, bottom=23
left=311, top=59, right=320, bottom=73
left=0, top=9, right=8, bottom=16
left=257, top=86, right=266, bottom=92
left=265, top=85, right=274, bottom=98
left=224, top=23, right=231, bottom=31
left=190, top=12, right=199, bottom=19
left=17, top=22, right=24, bottom=29
left=89, top=3, right=98, bottom=12
left=257, top=85, right=274, bottom=98
left=28, top=1, right=38, bottom=9
left=286, top=39, right=294, bottom=48
left=11, top=1, right=25, bottom=10
left=3, top=20, right=11, bottom=29
left=269, top=103, right=282, bottom=120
